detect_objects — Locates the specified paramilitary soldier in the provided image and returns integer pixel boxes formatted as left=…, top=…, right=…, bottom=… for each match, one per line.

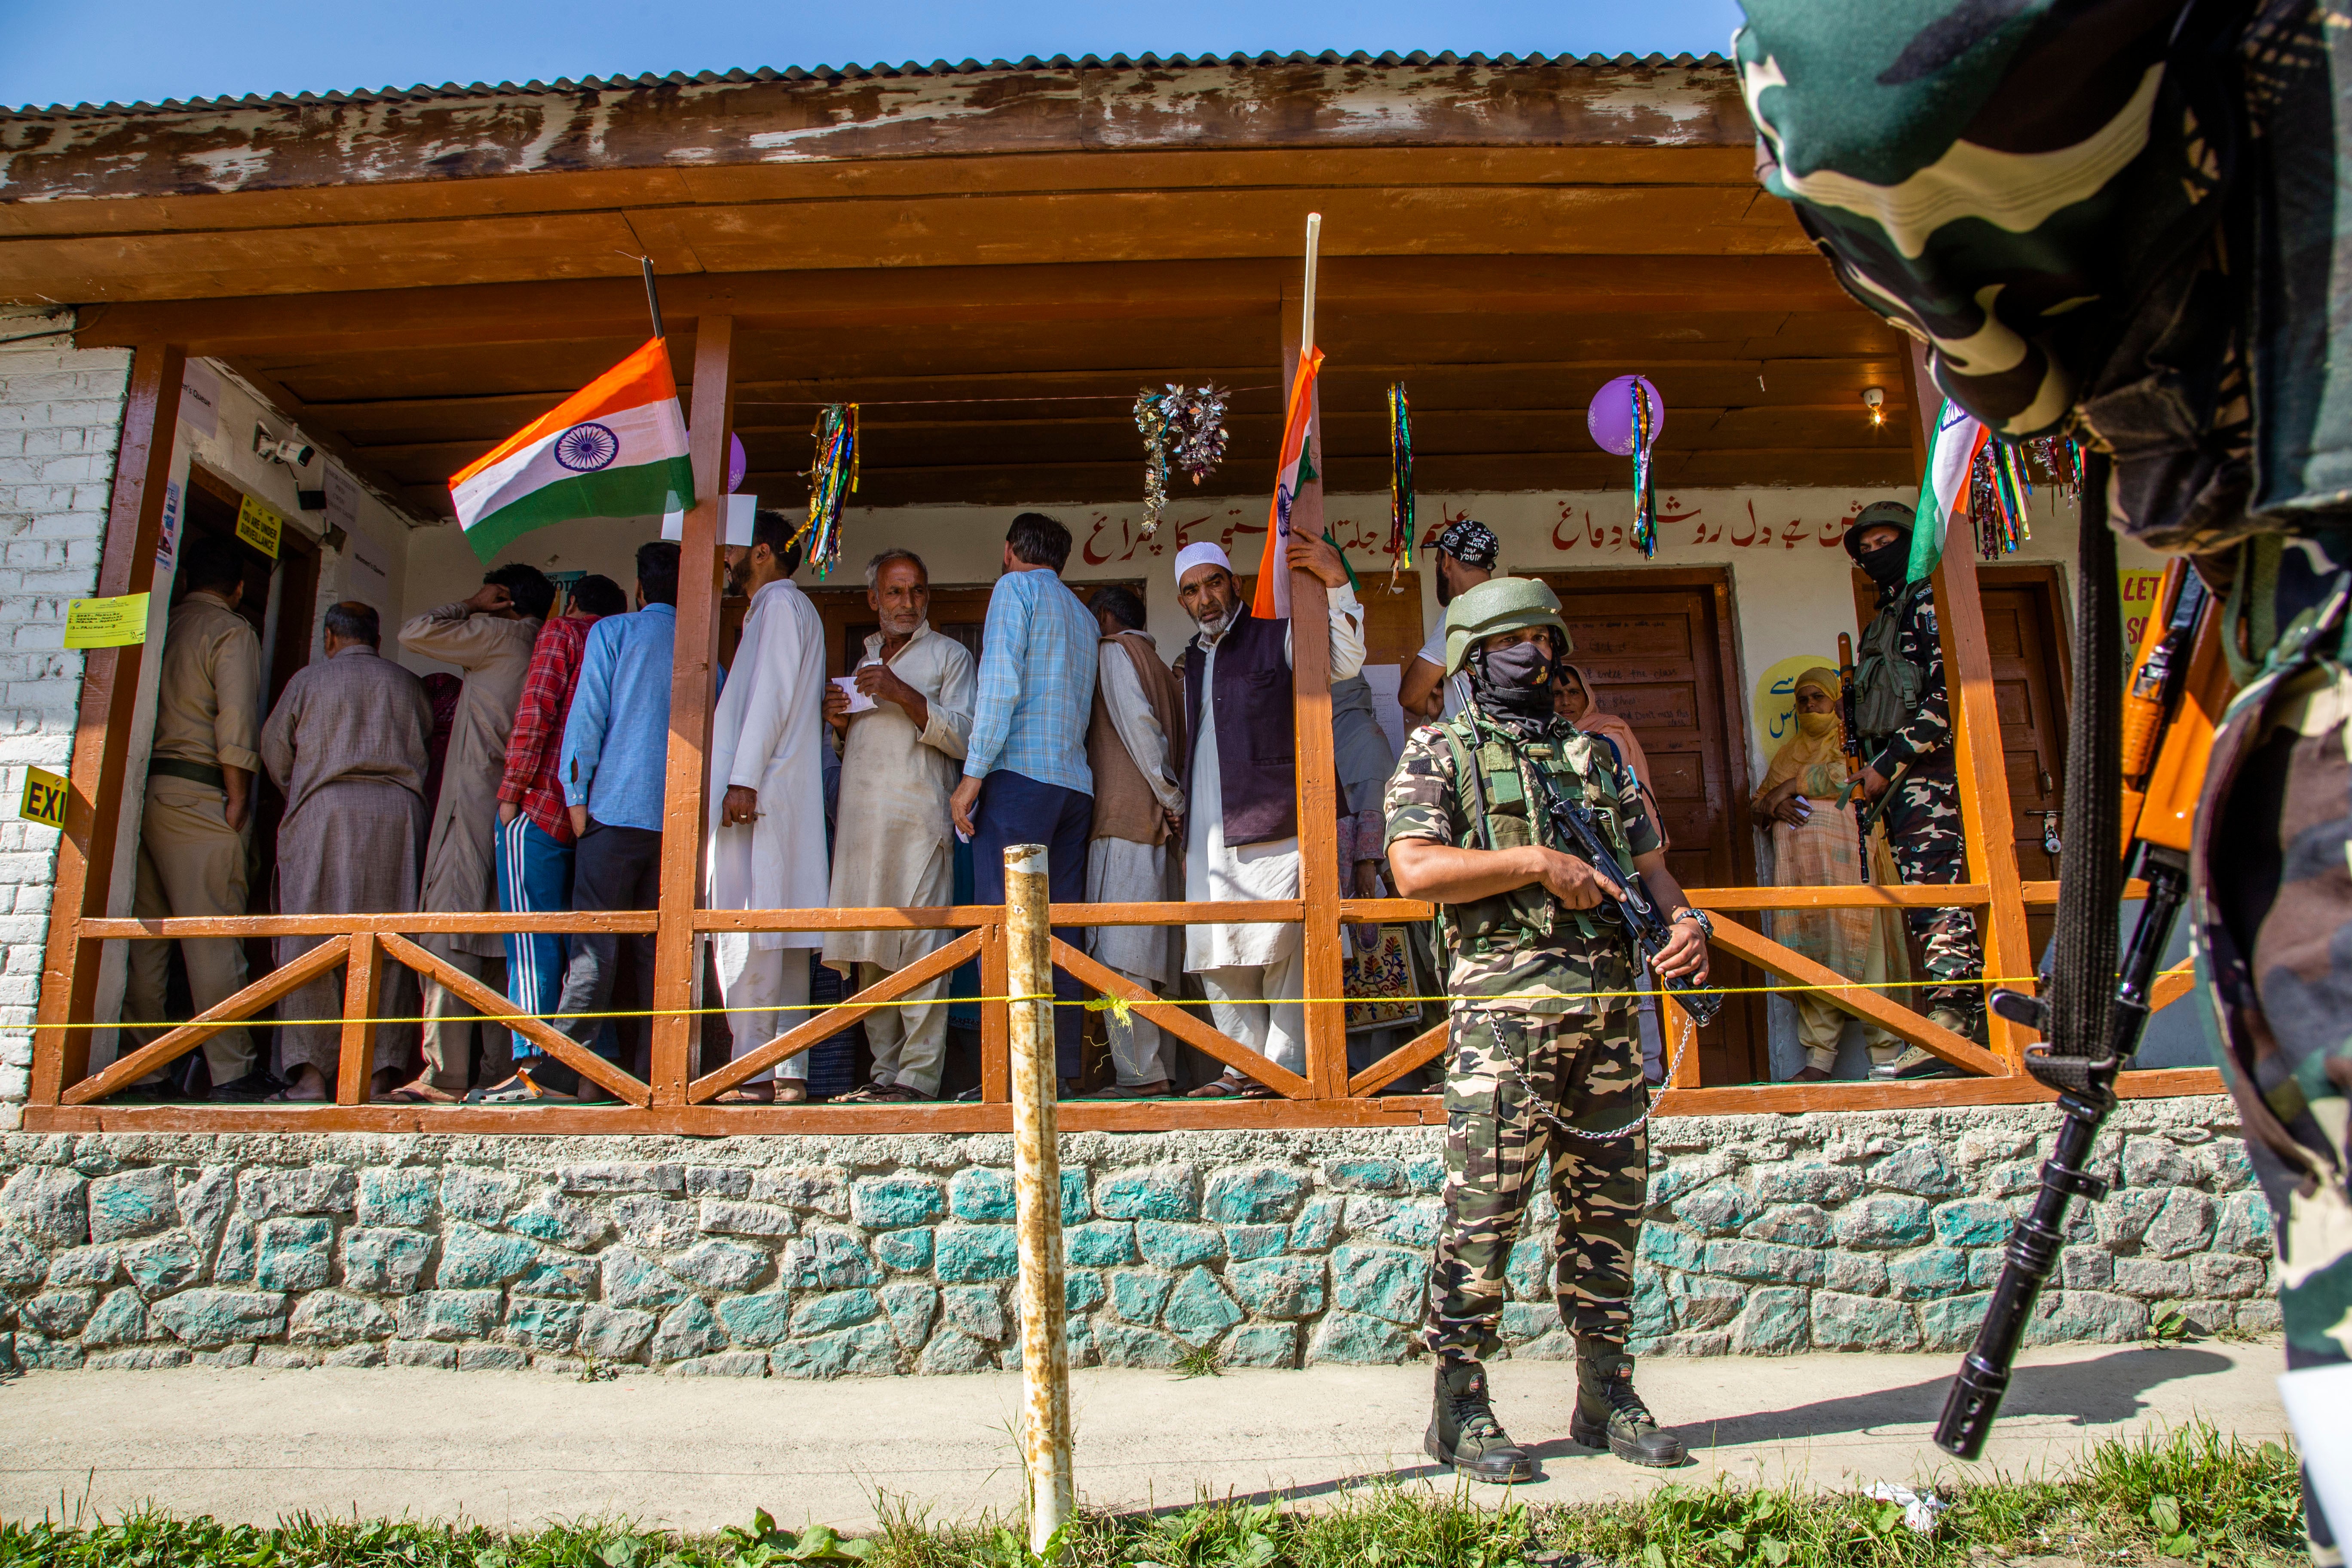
left=1843, top=499, right=1985, bottom=1079
left=1385, top=577, right=1711, bottom=1480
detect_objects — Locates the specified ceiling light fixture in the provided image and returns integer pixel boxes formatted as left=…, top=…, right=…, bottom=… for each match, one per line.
left=1862, top=387, right=1886, bottom=429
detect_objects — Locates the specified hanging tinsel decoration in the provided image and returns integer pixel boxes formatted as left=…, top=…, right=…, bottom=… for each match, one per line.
left=1132, top=384, right=1232, bottom=536
left=1133, top=390, right=1173, bottom=536
left=1969, top=436, right=2036, bottom=559
left=1386, top=383, right=1415, bottom=591
left=795, top=402, right=858, bottom=579
left=2029, top=434, right=2085, bottom=502
left=1629, top=380, right=1660, bottom=559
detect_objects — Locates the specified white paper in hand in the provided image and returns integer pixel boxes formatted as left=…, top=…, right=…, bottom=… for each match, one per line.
left=832, top=675, right=876, bottom=714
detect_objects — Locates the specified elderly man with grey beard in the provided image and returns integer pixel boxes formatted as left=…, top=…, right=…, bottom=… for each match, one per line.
left=1173, top=533, right=1365, bottom=1099
left=822, top=548, right=975, bottom=1102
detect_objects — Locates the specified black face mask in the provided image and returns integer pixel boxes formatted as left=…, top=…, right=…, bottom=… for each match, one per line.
left=1858, top=540, right=1910, bottom=591
left=1470, top=638, right=1558, bottom=721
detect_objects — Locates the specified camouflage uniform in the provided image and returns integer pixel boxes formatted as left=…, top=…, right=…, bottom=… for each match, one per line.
left=1859, top=580, right=1983, bottom=1018
left=2201, top=536, right=2352, bottom=1563
left=1385, top=708, right=1663, bottom=1360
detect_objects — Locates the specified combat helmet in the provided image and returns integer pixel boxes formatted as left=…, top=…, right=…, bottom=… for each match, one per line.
left=1443, top=576, right=1571, bottom=676
left=1841, top=499, right=1917, bottom=564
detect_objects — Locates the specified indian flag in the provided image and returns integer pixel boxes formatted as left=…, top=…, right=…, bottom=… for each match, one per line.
left=1908, top=398, right=1987, bottom=583
left=449, top=337, right=694, bottom=562
left=1250, top=346, right=1325, bottom=622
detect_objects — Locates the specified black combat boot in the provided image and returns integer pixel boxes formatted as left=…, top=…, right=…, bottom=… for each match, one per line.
left=1424, top=1359, right=1536, bottom=1483
left=1571, top=1346, right=1684, bottom=1467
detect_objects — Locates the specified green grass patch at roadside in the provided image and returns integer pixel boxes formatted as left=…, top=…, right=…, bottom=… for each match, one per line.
left=0, top=1420, right=2304, bottom=1568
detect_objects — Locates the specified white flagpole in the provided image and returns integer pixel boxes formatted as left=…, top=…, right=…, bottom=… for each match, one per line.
left=1300, top=212, right=1322, bottom=358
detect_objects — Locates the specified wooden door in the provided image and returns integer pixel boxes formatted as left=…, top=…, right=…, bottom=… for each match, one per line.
left=1850, top=566, right=2071, bottom=961
left=1534, top=569, right=1764, bottom=1084
left=1980, top=567, right=2071, bottom=959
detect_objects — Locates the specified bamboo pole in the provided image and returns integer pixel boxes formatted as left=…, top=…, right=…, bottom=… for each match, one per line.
left=1004, top=843, right=1072, bottom=1550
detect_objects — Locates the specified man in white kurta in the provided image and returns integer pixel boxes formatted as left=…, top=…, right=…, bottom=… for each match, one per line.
left=706, top=511, right=829, bottom=1101
left=822, top=549, right=975, bottom=1102
left=1174, top=538, right=1366, bottom=1095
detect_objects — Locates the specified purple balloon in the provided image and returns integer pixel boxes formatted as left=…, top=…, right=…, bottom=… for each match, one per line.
left=1587, top=375, right=1665, bottom=457
left=728, top=432, right=747, bottom=493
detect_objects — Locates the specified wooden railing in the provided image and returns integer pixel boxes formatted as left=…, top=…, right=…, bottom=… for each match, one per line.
left=17, top=328, right=2223, bottom=1137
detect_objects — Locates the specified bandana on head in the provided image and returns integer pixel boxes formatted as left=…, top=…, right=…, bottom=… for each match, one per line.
left=1173, top=541, right=1231, bottom=585
left=1436, top=519, right=1500, bottom=571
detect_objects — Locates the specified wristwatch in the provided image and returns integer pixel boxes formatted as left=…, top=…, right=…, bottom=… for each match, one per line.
left=1670, top=907, right=1714, bottom=939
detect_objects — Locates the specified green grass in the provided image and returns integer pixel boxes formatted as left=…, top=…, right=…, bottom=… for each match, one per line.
left=0, top=1421, right=2306, bottom=1568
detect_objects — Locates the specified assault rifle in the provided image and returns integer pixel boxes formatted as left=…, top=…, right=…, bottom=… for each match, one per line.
left=1934, top=558, right=2225, bottom=1459
left=1833, top=629, right=1907, bottom=833
left=1527, top=763, right=1725, bottom=1028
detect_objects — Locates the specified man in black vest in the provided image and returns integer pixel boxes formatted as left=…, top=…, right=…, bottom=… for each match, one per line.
left=1172, top=535, right=1364, bottom=1099
left=1845, top=500, right=1984, bottom=1075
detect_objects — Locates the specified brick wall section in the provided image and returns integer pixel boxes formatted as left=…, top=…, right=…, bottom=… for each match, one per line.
left=0, top=321, right=135, bottom=1120
left=0, top=1099, right=2276, bottom=1373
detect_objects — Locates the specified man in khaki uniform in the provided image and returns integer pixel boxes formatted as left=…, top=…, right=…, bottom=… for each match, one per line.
left=122, top=537, right=267, bottom=1099
left=382, top=563, right=553, bottom=1101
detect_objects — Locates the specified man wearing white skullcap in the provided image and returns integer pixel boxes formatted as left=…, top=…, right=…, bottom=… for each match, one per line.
left=1173, top=530, right=1365, bottom=1098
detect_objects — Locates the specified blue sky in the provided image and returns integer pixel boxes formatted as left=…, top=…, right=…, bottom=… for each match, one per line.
left=2, top=0, right=1744, bottom=111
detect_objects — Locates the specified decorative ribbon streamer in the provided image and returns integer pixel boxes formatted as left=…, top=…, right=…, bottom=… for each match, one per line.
left=1629, top=380, right=1660, bottom=559
left=1387, top=383, right=1415, bottom=592
left=793, top=402, right=858, bottom=578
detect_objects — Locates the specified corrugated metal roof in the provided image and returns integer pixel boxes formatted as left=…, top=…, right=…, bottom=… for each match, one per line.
left=6, top=49, right=1730, bottom=120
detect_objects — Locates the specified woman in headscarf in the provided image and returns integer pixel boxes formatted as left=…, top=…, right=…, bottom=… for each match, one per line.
left=1751, top=667, right=1908, bottom=1081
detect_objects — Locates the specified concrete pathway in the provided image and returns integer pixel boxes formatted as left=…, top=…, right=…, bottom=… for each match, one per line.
left=0, top=1340, right=2289, bottom=1536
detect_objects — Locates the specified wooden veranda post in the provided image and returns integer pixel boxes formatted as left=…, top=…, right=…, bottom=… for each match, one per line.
left=31, top=342, right=184, bottom=1104
left=651, top=318, right=735, bottom=1103
left=1005, top=844, right=1074, bottom=1548
left=1282, top=224, right=1348, bottom=1102
left=1910, top=345, right=2031, bottom=1072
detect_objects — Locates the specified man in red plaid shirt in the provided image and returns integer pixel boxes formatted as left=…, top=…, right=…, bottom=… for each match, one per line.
left=480, top=573, right=628, bottom=1100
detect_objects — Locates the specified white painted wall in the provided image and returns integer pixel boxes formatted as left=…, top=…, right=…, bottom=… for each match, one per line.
left=0, top=311, right=130, bottom=1121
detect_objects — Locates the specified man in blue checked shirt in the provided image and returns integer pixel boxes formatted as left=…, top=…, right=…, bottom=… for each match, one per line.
left=472, top=540, right=679, bottom=1105
left=948, top=512, right=1100, bottom=1092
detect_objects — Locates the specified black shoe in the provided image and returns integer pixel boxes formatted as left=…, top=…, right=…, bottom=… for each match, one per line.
left=1571, top=1348, right=1683, bottom=1468
left=1424, top=1360, right=1536, bottom=1483
left=208, top=1070, right=285, bottom=1103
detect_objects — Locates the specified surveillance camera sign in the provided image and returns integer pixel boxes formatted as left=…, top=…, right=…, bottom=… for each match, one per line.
left=235, top=494, right=282, bottom=560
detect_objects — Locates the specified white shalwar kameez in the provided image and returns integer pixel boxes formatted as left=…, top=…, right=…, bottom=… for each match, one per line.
left=1184, top=587, right=1366, bottom=1076
left=1087, top=631, right=1186, bottom=1085
left=706, top=576, right=829, bottom=1082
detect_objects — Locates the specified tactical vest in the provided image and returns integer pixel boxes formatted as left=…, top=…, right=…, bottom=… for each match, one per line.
left=1853, top=579, right=1932, bottom=740
left=1432, top=712, right=1639, bottom=959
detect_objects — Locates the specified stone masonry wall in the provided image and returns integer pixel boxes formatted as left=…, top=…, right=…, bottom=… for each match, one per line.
left=0, top=1096, right=2272, bottom=1374
left=0, top=313, right=131, bottom=1122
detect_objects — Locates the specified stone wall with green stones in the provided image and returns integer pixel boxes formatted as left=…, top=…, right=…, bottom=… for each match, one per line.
left=0, top=1096, right=2272, bottom=1375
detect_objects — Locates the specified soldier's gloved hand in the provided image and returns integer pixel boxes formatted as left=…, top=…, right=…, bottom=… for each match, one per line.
left=1531, top=847, right=1620, bottom=910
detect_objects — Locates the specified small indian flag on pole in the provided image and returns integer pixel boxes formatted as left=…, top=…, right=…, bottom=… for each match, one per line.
left=449, top=337, right=694, bottom=562
left=1252, top=212, right=1324, bottom=623
left=1909, top=398, right=1987, bottom=584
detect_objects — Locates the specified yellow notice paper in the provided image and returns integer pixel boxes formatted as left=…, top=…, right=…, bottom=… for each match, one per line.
left=63, top=593, right=150, bottom=649
left=236, top=494, right=283, bottom=559
left=18, top=765, right=67, bottom=829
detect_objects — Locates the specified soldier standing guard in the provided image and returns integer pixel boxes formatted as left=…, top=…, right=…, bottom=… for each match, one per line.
left=1842, top=499, right=1986, bottom=1077
left=1385, top=578, right=1711, bottom=1479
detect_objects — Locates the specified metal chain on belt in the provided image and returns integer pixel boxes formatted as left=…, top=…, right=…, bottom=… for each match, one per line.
left=1536, top=1005, right=1697, bottom=1143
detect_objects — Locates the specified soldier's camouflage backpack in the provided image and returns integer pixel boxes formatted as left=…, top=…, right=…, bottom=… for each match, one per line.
left=1734, top=0, right=2352, bottom=554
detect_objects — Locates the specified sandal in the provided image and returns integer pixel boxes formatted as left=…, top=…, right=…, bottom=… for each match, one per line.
left=466, top=1073, right=576, bottom=1106
left=1079, top=1081, right=1173, bottom=1099
left=712, top=1085, right=775, bottom=1105
left=1185, top=1073, right=1274, bottom=1100
left=833, top=1081, right=931, bottom=1104
left=375, top=1078, right=462, bottom=1106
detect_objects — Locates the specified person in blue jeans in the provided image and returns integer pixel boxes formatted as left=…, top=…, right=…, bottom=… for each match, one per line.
left=947, top=513, right=1099, bottom=1092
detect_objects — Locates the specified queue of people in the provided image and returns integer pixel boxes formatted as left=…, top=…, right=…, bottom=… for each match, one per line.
left=115, top=504, right=1974, bottom=1102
